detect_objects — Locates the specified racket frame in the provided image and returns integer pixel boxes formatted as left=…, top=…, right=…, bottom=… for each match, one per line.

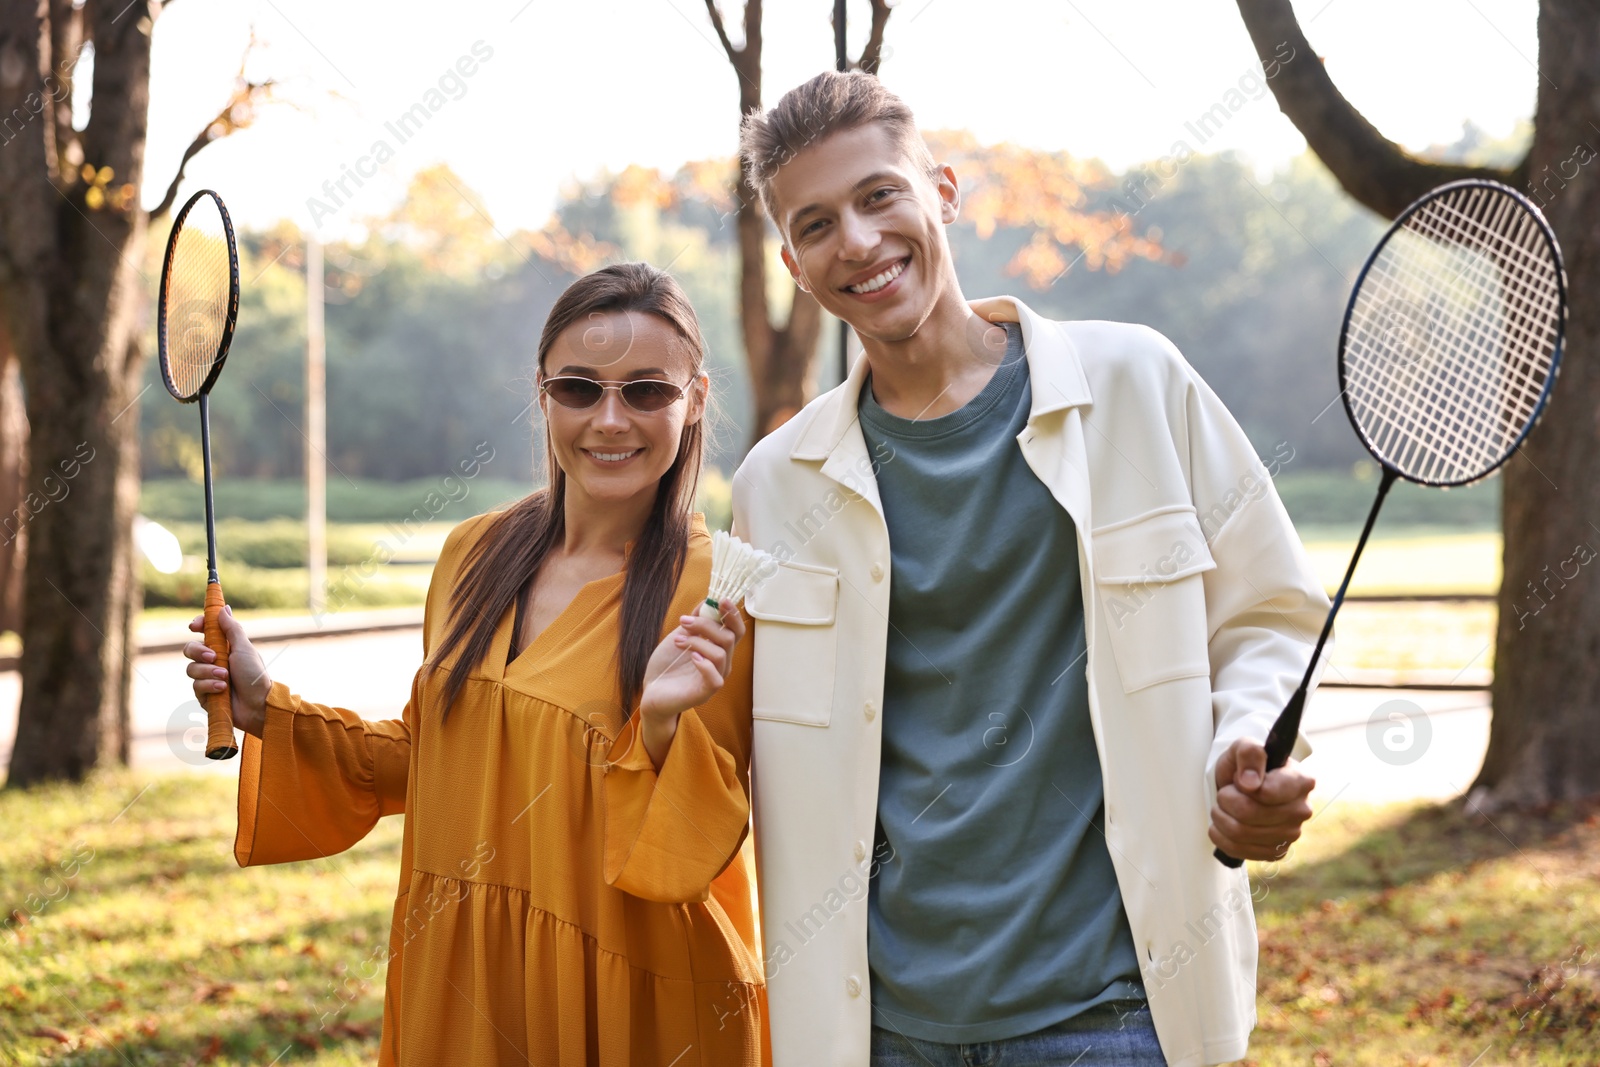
left=1336, top=178, right=1567, bottom=489
left=157, top=188, right=241, bottom=404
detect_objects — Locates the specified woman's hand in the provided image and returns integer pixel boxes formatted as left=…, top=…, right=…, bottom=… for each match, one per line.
left=636, top=600, right=745, bottom=768
left=182, top=605, right=271, bottom=739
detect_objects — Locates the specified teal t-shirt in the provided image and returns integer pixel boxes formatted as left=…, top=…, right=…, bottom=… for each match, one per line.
left=858, top=323, right=1143, bottom=1043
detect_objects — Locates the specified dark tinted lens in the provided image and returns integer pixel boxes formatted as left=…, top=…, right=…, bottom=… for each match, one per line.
left=622, top=380, right=681, bottom=411
left=544, top=378, right=603, bottom=408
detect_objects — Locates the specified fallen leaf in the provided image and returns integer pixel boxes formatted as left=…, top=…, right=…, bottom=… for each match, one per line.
left=29, top=1026, right=72, bottom=1044
left=199, top=1033, right=224, bottom=1062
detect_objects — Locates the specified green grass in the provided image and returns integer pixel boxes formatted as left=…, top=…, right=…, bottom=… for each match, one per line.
left=1326, top=600, right=1496, bottom=675
left=1244, top=798, right=1600, bottom=1065
left=0, top=772, right=400, bottom=1065
left=1301, top=528, right=1500, bottom=597
left=3, top=775, right=1595, bottom=1065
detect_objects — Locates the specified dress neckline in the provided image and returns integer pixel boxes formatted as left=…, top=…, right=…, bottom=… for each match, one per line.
left=503, top=571, right=624, bottom=671
left=483, top=513, right=713, bottom=680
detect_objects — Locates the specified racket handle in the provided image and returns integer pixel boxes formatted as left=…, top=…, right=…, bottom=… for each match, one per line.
left=1212, top=685, right=1308, bottom=869
left=202, top=581, right=239, bottom=760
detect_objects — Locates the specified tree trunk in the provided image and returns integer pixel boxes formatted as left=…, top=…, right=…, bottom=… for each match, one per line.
left=710, top=0, right=830, bottom=444
left=1, top=0, right=152, bottom=786
left=1475, top=0, right=1600, bottom=809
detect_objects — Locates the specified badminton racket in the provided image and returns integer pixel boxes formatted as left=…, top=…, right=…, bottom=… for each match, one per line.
left=1215, top=179, right=1566, bottom=867
left=158, top=189, right=242, bottom=761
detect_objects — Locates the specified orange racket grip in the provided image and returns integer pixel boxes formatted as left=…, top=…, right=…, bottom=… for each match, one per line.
left=202, top=581, right=239, bottom=760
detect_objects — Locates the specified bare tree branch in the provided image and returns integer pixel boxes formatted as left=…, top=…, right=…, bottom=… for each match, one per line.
left=150, top=33, right=272, bottom=219
left=856, top=0, right=892, bottom=74
left=703, top=0, right=741, bottom=65
left=1235, top=0, right=1525, bottom=218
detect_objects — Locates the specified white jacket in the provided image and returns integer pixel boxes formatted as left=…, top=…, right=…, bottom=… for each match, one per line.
left=730, top=296, right=1328, bottom=1067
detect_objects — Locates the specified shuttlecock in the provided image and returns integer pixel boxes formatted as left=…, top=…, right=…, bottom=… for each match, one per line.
left=699, top=530, right=774, bottom=619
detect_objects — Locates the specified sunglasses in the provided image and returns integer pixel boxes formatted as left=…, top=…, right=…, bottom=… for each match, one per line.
left=539, top=375, right=689, bottom=414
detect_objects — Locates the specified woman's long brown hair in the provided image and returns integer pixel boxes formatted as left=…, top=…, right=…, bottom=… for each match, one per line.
left=427, top=262, right=707, bottom=722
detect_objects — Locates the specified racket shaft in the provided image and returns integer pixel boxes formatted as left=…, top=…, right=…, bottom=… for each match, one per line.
left=202, top=581, right=238, bottom=759
left=1213, top=470, right=1396, bottom=868
left=200, top=393, right=219, bottom=582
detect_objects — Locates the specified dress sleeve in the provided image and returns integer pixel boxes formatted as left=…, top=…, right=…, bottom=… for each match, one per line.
left=233, top=671, right=417, bottom=867
left=601, top=609, right=755, bottom=904
left=233, top=515, right=490, bottom=867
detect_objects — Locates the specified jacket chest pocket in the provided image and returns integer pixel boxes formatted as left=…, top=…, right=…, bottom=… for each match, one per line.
left=744, top=560, right=839, bottom=726
left=1091, top=506, right=1216, bottom=693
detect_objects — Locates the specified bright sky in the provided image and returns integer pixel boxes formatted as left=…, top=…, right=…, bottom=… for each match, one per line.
left=140, top=0, right=1540, bottom=238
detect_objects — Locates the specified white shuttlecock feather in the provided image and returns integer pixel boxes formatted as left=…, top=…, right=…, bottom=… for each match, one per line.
left=699, top=530, right=774, bottom=619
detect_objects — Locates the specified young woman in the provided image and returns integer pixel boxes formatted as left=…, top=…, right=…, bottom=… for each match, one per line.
left=182, top=263, right=766, bottom=1065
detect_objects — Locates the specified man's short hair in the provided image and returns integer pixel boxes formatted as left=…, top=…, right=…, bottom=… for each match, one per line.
left=738, top=70, right=941, bottom=235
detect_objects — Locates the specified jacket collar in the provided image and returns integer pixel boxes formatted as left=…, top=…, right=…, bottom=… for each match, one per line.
left=789, top=294, right=1092, bottom=463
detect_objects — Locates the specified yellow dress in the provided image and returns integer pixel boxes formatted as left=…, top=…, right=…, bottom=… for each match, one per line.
left=234, top=512, right=767, bottom=1065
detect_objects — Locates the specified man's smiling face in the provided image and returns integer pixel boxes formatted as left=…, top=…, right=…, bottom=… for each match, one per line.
left=772, top=122, right=961, bottom=344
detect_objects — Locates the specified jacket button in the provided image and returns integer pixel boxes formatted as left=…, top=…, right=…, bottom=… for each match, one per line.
left=863, top=700, right=877, bottom=722
left=846, top=975, right=862, bottom=997
left=870, top=562, right=884, bottom=581
left=854, top=840, right=867, bottom=862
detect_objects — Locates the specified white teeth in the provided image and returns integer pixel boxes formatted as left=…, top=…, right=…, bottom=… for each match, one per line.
left=588, top=450, right=638, bottom=463
left=847, top=259, right=906, bottom=294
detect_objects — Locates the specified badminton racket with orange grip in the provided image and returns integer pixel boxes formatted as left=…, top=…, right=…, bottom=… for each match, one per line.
left=158, top=189, right=241, bottom=760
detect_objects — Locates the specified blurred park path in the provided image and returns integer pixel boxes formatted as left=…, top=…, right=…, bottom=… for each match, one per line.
left=2, top=625, right=1490, bottom=808
left=0, top=624, right=422, bottom=777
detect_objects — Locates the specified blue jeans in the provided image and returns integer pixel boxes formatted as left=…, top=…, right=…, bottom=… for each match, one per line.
left=870, top=1000, right=1165, bottom=1066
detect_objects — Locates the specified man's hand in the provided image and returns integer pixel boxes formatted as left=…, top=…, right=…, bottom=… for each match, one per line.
left=1209, top=738, right=1315, bottom=862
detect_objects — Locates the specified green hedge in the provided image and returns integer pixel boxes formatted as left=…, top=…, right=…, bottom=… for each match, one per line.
left=141, top=477, right=530, bottom=524
left=142, top=560, right=427, bottom=611
left=162, top=519, right=383, bottom=569
left=144, top=474, right=736, bottom=534
left=1273, top=467, right=1499, bottom=528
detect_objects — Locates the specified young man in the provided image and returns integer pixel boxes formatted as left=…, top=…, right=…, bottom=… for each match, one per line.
left=731, top=71, right=1327, bottom=1067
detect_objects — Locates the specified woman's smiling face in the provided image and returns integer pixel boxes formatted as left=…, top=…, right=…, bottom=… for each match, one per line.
left=539, top=310, right=706, bottom=512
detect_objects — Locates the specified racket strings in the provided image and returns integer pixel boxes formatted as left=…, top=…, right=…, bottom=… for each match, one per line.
left=1343, top=183, right=1561, bottom=484
left=161, top=203, right=233, bottom=399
